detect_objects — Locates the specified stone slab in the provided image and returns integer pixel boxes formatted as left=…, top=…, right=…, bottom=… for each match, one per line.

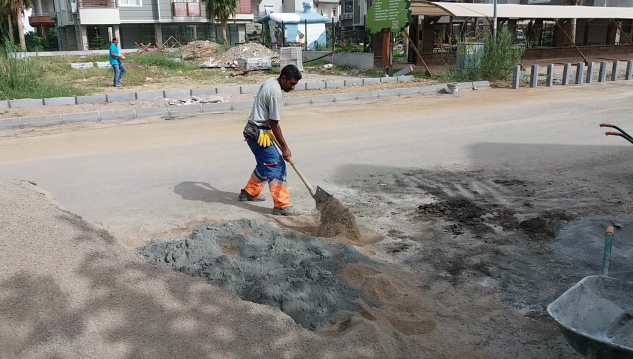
left=191, top=87, right=218, bottom=97
left=0, top=101, right=8, bottom=109
left=0, top=117, right=20, bottom=129
left=363, top=78, right=380, bottom=85
left=333, top=93, right=358, bottom=102
left=231, top=101, right=254, bottom=111
left=216, top=86, right=241, bottom=95
left=325, top=80, right=345, bottom=88
left=168, top=104, right=201, bottom=114
left=285, top=96, right=312, bottom=106
left=310, top=94, right=335, bottom=103
left=240, top=85, right=260, bottom=94
left=356, top=91, right=379, bottom=99
left=163, top=89, right=192, bottom=99
left=136, top=107, right=169, bottom=118
left=21, top=114, right=62, bottom=127
left=293, top=83, right=308, bottom=91
left=399, top=87, right=420, bottom=96
left=44, top=97, right=76, bottom=106
left=106, top=92, right=136, bottom=103
left=76, top=94, right=107, bottom=105
left=62, top=112, right=100, bottom=123
left=306, top=82, right=326, bottom=90
left=397, top=75, right=414, bottom=82
left=376, top=89, right=400, bottom=98
left=457, top=82, right=474, bottom=90
left=380, top=77, right=397, bottom=83
left=394, top=66, right=413, bottom=77
left=344, top=79, right=363, bottom=86
left=9, top=98, right=43, bottom=109
left=472, top=81, right=490, bottom=89
left=100, top=109, right=136, bottom=121
left=136, top=91, right=164, bottom=100
left=201, top=102, right=232, bottom=113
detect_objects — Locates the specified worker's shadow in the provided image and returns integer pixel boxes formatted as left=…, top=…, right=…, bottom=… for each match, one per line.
left=173, top=181, right=271, bottom=215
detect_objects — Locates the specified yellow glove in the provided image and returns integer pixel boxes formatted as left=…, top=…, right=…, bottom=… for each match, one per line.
left=257, top=129, right=274, bottom=147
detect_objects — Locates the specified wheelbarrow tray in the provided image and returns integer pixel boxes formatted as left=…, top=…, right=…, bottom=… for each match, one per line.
left=547, top=275, right=633, bottom=359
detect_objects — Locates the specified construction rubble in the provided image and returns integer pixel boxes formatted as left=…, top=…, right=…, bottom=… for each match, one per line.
left=201, top=43, right=280, bottom=69
left=167, top=95, right=225, bottom=106
left=180, top=40, right=221, bottom=62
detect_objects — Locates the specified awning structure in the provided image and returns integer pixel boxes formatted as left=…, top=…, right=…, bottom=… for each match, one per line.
left=409, top=1, right=633, bottom=19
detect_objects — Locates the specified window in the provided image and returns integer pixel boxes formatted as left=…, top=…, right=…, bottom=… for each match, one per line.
left=332, top=8, right=336, bottom=17
left=344, top=0, right=352, bottom=13
left=119, top=0, right=141, bottom=6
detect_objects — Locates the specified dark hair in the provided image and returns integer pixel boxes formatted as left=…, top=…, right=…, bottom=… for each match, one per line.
left=279, top=64, right=302, bottom=81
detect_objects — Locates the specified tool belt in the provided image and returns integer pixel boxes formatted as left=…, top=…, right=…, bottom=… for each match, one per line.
left=243, top=122, right=271, bottom=141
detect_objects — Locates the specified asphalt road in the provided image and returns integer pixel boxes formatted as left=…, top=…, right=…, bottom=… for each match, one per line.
left=1, top=82, right=632, bottom=247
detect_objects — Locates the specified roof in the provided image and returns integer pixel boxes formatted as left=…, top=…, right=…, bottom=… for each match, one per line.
left=409, top=1, right=633, bottom=19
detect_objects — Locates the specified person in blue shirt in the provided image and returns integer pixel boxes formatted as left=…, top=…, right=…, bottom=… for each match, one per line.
left=109, top=38, right=126, bottom=87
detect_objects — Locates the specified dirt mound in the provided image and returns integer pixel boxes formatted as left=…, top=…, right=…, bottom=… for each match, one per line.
left=137, top=219, right=377, bottom=330
left=204, top=43, right=280, bottom=68
left=316, top=196, right=362, bottom=243
left=180, top=40, right=221, bottom=61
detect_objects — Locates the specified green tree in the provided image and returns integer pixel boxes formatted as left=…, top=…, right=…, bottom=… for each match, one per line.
left=206, top=0, right=237, bottom=44
left=0, top=0, right=34, bottom=51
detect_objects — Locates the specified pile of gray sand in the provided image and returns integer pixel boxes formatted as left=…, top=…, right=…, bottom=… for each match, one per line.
left=137, top=219, right=375, bottom=330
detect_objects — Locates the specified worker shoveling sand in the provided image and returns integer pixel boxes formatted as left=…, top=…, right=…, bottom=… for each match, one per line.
left=137, top=219, right=377, bottom=330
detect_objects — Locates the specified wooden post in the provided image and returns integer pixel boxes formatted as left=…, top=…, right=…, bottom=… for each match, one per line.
left=404, top=26, right=409, bottom=58
left=403, top=29, right=432, bottom=77
left=449, top=17, right=453, bottom=44
left=382, top=28, right=391, bottom=69
left=555, top=21, right=589, bottom=65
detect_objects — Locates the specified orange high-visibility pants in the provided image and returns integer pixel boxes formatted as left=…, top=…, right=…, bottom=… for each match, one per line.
left=243, top=140, right=290, bottom=208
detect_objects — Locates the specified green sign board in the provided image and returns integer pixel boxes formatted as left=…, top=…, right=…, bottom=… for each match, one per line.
left=366, top=0, right=410, bottom=34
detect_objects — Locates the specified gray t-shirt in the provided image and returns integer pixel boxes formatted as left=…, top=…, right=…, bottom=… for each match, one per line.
left=247, top=78, right=284, bottom=127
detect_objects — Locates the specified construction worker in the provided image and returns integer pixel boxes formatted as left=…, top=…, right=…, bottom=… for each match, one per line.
left=240, top=64, right=302, bottom=216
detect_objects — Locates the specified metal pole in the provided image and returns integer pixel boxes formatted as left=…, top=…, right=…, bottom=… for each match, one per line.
left=493, top=0, right=498, bottom=45
left=305, top=19, right=308, bottom=50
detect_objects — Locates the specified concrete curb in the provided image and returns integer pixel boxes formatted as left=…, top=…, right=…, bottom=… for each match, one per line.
left=3, top=81, right=490, bottom=130
left=515, top=59, right=633, bottom=89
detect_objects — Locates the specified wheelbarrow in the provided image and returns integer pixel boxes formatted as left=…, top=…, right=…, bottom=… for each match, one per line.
left=600, top=123, right=633, bottom=145
left=547, top=226, right=633, bottom=359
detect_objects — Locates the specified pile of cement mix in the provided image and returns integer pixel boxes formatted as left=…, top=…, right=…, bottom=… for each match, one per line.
left=137, top=219, right=375, bottom=330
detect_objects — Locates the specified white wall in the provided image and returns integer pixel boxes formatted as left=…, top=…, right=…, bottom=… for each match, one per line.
left=315, top=3, right=338, bottom=19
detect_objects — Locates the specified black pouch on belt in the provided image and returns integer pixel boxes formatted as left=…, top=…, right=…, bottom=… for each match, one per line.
left=243, top=123, right=259, bottom=141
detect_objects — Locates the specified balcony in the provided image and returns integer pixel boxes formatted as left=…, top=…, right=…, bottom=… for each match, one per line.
left=29, top=13, right=56, bottom=27
left=78, top=0, right=120, bottom=25
left=172, top=2, right=201, bottom=17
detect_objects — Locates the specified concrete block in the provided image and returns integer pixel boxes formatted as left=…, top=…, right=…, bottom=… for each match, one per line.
left=530, top=64, right=539, bottom=88
left=399, top=87, right=420, bottom=96
left=599, top=61, right=608, bottom=82
left=9, top=98, right=43, bottom=109
left=62, top=112, right=100, bottom=123
left=106, top=92, right=136, bottom=103
left=333, top=92, right=358, bottom=102
left=472, top=81, right=490, bottom=89
left=136, top=107, right=169, bottom=118
left=0, top=100, right=9, bottom=109
left=419, top=85, right=440, bottom=94
left=168, top=104, right=201, bottom=115
left=586, top=62, right=595, bottom=83
left=626, top=60, right=633, bottom=80
left=21, top=114, right=62, bottom=127
left=77, top=94, right=107, bottom=105
left=306, top=82, right=326, bottom=90
left=293, top=83, right=307, bottom=91
left=380, top=77, right=397, bottom=83
left=0, top=117, right=20, bottom=129
left=44, top=97, right=76, bottom=106
left=136, top=91, right=164, bottom=100
left=163, top=89, right=191, bottom=99
left=216, top=86, right=241, bottom=95
left=546, top=64, right=555, bottom=86
left=240, top=85, right=260, bottom=94
left=100, top=109, right=136, bottom=121
left=357, top=90, right=379, bottom=99
left=191, top=87, right=218, bottom=97
left=575, top=63, right=585, bottom=85
left=363, top=78, right=381, bottom=85
left=285, top=96, right=312, bottom=106
left=201, top=102, right=232, bottom=113
left=325, top=80, right=345, bottom=88
left=397, top=75, right=414, bottom=82
left=231, top=101, right=254, bottom=111
left=377, top=89, right=400, bottom=98
left=311, top=94, right=335, bottom=103
left=394, top=65, right=413, bottom=77
left=562, top=63, right=572, bottom=85
left=457, top=82, right=474, bottom=90
left=344, top=78, right=363, bottom=86
left=612, top=61, right=620, bottom=81
left=511, top=65, right=521, bottom=89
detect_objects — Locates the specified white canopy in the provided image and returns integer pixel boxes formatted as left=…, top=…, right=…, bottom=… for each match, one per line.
left=409, top=1, right=633, bottom=19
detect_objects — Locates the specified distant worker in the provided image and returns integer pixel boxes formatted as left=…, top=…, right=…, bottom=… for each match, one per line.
left=109, top=37, right=126, bottom=87
left=240, top=64, right=302, bottom=216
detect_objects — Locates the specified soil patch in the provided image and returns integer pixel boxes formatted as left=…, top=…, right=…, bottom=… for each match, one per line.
left=137, top=219, right=377, bottom=330
left=519, top=210, right=575, bottom=240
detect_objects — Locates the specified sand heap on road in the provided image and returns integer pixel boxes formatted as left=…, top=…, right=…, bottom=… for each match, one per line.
left=138, top=219, right=375, bottom=330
